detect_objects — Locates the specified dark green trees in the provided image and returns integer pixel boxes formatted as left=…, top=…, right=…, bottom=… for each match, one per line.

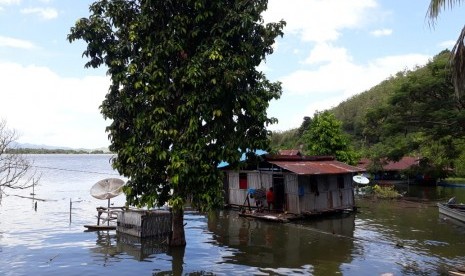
left=364, top=51, right=465, bottom=177
left=302, top=111, right=358, bottom=165
left=68, top=0, right=284, bottom=246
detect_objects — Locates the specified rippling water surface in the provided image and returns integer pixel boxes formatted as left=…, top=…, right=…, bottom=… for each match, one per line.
left=1, top=154, right=465, bottom=275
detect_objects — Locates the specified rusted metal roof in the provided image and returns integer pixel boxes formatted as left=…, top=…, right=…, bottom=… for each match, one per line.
left=358, top=157, right=419, bottom=171
left=268, top=160, right=363, bottom=175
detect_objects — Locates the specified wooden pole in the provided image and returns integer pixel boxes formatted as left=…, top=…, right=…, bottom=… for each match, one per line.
left=107, top=198, right=110, bottom=226
left=69, top=198, right=72, bottom=224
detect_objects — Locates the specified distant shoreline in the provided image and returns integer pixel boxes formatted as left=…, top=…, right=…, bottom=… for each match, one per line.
left=6, top=148, right=112, bottom=154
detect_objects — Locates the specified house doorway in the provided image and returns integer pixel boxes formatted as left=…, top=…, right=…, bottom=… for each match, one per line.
left=273, top=175, right=285, bottom=211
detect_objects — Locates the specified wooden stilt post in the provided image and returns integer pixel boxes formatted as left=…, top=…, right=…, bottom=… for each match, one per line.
left=69, top=198, right=72, bottom=224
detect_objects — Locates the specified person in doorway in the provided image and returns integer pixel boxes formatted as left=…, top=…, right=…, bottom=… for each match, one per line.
left=266, top=187, right=274, bottom=212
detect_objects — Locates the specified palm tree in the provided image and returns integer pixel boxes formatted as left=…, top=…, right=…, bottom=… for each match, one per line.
left=427, top=0, right=465, bottom=99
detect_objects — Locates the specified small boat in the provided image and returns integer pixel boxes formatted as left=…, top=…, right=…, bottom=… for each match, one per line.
left=438, top=199, right=465, bottom=223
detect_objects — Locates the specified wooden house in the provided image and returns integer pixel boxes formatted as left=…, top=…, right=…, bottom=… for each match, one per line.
left=221, top=151, right=363, bottom=215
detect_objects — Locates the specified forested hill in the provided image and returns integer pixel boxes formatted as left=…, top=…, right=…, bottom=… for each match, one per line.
left=269, top=58, right=412, bottom=151
left=271, top=49, right=457, bottom=150
left=330, top=74, right=402, bottom=138
left=270, top=49, right=465, bottom=177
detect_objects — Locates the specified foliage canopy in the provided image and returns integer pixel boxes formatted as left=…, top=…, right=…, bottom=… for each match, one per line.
left=68, top=0, right=284, bottom=245
left=302, top=111, right=358, bottom=165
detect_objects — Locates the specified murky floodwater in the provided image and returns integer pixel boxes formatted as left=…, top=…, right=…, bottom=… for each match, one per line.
left=1, top=155, right=465, bottom=275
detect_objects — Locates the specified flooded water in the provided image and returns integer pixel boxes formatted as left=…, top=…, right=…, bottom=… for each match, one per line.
left=1, top=155, right=465, bottom=275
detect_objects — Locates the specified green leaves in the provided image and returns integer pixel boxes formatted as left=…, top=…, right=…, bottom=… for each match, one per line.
left=69, top=0, right=284, bottom=210
left=302, top=111, right=358, bottom=165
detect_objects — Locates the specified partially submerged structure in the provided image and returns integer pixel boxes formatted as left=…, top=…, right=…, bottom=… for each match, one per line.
left=221, top=151, right=363, bottom=216
left=358, top=156, right=438, bottom=185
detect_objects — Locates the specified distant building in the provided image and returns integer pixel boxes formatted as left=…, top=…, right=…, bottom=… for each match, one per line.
left=357, top=157, right=436, bottom=185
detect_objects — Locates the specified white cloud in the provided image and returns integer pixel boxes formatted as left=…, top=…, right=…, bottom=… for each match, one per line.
left=21, top=7, right=58, bottom=20
left=266, top=52, right=430, bottom=132
left=0, top=62, right=110, bottom=148
left=0, top=36, right=36, bottom=49
left=370, top=28, right=393, bottom=37
left=304, top=43, right=351, bottom=65
left=264, top=0, right=378, bottom=43
left=0, top=0, right=20, bottom=5
left=281, top=53, right=429, bottom=97
left=438, top=39, right=456, bottom=49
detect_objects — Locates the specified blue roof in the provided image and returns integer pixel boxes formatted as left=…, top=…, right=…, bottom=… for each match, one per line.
left=218, top=149, right=267, bottom=168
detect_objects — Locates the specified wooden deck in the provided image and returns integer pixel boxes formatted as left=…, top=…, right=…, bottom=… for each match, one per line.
left=84, top=224, right=116, bottom=231
left=238, top=210, right=302, bottom=223
left=84, top=206, right=126, bottom=231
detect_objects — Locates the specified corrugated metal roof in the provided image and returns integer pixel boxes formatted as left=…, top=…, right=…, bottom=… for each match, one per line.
left=268, top=160, right=363, bottom=175
left=383, top=157, right=418, bottom=171
left=358, top=157, right=419, bottom=171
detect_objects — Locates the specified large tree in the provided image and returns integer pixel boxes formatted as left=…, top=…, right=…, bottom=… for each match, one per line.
left=427, top=0, right=465, bottom=98
left=68, top=0, right=284, bottom=246
left=302, top=111, right=358, bottom=165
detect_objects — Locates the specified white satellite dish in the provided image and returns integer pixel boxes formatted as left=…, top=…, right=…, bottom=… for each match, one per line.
left=353, top=175, right=370, bottom=185
left=89, top=178, right=125, bottom=227
left=91, top=178, right=125, bottom=200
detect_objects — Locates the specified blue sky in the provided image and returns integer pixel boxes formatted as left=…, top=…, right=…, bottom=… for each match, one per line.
left=0, top=0, right=464, bottom=149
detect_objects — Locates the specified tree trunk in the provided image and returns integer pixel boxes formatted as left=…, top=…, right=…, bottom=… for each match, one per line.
left=169, top=245, right=185, bottom=274
left=170, top=207, right=186, bottom=247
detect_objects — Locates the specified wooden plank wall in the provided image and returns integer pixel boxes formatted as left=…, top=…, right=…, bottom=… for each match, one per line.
left=297, top=174, right=354, bottom=213
left=227, top=171, right=273, bottom=206
left=117, top=210, right=172, bottom=238
left=227, top=170, right=354, bottom=213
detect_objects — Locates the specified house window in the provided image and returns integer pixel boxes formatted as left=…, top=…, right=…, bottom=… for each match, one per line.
left=337, top=175, right=345, bottom=189
left=239, top=173, right=248, bottom=189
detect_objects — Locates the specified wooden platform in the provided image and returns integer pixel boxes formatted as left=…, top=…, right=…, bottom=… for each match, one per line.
left=238, top=211, right=302, bottom=223
left=84, top=225, right=116, bottom=231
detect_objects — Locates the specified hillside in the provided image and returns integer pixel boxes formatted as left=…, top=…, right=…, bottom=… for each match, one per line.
left=269, top=66, right=406, bottom=151
left=269, top=50, right=449, bottom=152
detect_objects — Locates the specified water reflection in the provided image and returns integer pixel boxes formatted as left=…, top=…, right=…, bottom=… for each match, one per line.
left=88, top=231, right=170, bottom=262
left=90, top=231, right=121, bottom=266
left=397, top=183, right=465, bottom=202
left=88, top=231, right=193, bottom=275
left=207, top=211, right=355, bottom=275
left=116, top=232, right=169, bottom=261
left=356, top=197, right=465, bottom=273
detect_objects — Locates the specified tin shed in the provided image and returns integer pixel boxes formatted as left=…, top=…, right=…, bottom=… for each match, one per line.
left=222, top=153, right=363, bottom=215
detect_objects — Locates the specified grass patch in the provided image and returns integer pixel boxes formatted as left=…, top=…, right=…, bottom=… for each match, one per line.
left=360, top=184, right=402, bottom=199
left=443, top=178, right=465, bottom=184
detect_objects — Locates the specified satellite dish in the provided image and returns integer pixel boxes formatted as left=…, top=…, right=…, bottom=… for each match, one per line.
left=90, top=178, right=125, bottom=227
left=91, top=178, right=125, bottom=200
left=353, top=175, right=370, bottom=185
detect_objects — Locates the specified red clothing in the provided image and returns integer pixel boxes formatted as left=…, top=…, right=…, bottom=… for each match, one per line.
left=266, top=190, right=274, bottom=203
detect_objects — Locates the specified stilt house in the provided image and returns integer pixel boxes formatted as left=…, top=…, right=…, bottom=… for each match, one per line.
left=221, top=151, right=363, bottom=215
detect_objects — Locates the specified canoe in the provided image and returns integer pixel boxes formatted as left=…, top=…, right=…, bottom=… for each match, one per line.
left=437, top=202, right=465, bottom=223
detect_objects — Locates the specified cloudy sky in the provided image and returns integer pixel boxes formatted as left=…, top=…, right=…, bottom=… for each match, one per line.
left=0, top=0, right=464, bottom=149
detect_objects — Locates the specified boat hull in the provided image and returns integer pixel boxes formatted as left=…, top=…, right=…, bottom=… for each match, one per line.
left=437, top=203, right=465, bottom=223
